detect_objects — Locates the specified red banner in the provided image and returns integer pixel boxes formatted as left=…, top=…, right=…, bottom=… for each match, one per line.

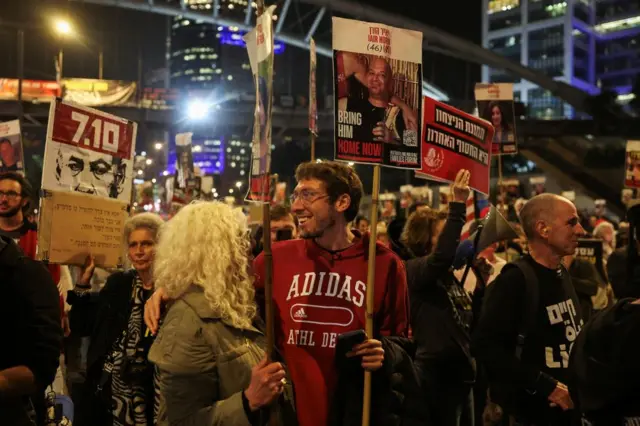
left=417, top=97, right=494, bottom=195
left=51, top=101, right=134, bottom=159
left=0, top=79, right=60, bottom=102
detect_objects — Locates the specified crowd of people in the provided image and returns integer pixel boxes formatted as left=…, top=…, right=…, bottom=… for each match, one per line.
left=2, top=162, right=639, bottom=426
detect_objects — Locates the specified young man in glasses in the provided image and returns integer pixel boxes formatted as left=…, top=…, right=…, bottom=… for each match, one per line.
left=145, top=161, right=409, bottom=426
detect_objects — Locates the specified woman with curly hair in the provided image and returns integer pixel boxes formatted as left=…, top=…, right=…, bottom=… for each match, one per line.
left=483, top=101, right=513, bottom=145
left=148, top=202, right=294, bottom=426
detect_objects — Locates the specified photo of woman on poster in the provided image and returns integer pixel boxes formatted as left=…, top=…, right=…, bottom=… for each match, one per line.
left=482, top=101, right=514, bottom=145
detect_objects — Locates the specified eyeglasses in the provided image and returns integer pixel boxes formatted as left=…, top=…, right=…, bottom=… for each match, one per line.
left=289, top=189, right=329, bottom=205
left=0, top=190, right=20, bottom=200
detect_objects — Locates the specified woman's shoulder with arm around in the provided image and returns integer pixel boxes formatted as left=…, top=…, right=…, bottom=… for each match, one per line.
left=149, top=299, right=262, bottom=426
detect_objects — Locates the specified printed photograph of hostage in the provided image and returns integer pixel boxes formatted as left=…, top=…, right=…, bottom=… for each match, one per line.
left=0, top=137, right=23, bottom=173
left=336, top=52, right=419, bottom=144
left=479, top=100, right=516, bottom=149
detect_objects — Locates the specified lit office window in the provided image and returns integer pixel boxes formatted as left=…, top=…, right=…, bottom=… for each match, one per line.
left=528, top=88, right=565, bottom=119
left=488, top=0, right=519, bottom=14
left=529, top=1, right=567, bottom=23
left=528, top=26, right=565, bottom=77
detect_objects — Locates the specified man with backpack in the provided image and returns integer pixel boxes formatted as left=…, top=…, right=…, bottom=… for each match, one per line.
left=473, top=194, right=586, bottom=425
left=0, top=235, right=62, bottom=425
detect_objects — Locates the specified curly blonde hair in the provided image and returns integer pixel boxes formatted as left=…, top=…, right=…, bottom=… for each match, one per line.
left=153, top=201, right=256, bottom=329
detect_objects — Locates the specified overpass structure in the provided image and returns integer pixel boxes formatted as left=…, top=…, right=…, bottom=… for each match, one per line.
left=69, top=0, right=604, bottom=114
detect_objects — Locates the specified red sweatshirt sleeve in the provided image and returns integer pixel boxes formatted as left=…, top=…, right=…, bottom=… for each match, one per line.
left=378, top=255, right=409, bottom=337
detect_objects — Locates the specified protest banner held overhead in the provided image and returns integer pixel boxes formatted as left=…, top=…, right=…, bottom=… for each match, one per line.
left=417, top=97, right=494, bottom=195
left=175, top=132, right=195, bottom=189
left=332, top=17, right=422, bottom=169
left=475, top=83, right=518, bottom=155
left=0, top=120, right=25, bottom=174
left=42, top=99, right=137, bottom=203
left=624, top=140, right=640, bottom=189
left=244, top=5, right=276, bottom=203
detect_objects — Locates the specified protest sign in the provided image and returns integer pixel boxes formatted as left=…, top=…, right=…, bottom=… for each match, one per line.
left=244, top=5, right=276, bottom=203
left=575, top=238, right=606, bottom=282
left=624, top=140, right=640, bottom=188
left=332, top=17, right=422, bottom=169
left=175, top=132, right=195, bottom=189
left=0, top=120, right=24, bottom=173
left=475, top=83, right=518, bottom=155
left=417, top=97, right=494, bottom=195
left=530, top=176, right=546, bottom=196
left=42, top=99, right=137, bottom=203
left=37, top=189, right=129, bottom=267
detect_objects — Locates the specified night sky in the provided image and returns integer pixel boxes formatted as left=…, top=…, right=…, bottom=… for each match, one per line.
left=0, top=0, right=482, bottom=100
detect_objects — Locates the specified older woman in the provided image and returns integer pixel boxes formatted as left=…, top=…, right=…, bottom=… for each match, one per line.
left=149, top=202, right=293, bottom=426
left=72, top=212, right=164, bottom=426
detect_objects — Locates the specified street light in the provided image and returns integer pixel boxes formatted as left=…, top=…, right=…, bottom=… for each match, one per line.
left=235, top=181, right=243, bottom=188
left=145, top=158, right=153, bottom=165
left=54, top=19, right=73, bottom=36
left=187, top=100, right=210, bottom=120
left=154, top=142, right=163, bottom=150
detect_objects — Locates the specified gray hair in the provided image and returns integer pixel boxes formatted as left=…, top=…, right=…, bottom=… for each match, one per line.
left=123, top=212, right=165, bottom=244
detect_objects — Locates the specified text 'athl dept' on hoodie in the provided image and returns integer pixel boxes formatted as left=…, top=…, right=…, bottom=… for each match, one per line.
left=254, top=231, right=409, bottom=426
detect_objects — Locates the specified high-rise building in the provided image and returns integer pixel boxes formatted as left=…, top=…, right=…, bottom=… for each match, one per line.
left=482, top=0, right=640, bottom=118
left=168, top=0, right=286, bottom=195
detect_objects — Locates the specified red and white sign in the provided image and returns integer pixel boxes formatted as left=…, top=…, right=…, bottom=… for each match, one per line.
left=416, top=97, right=493, bottom=195
left=42, top=99, right=137, bottom=202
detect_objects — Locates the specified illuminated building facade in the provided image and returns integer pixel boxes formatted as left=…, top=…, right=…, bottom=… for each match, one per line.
left=168, top=0, right=286, bottom=194
left=482, top=0, right=640, bottom=118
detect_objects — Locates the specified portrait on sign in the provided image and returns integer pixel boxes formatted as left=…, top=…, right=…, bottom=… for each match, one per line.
left=42, top=100, right=136, bottom=203
left=0, top=120, right=24, bottom=173
left=332, top=17, right=423, bottom=169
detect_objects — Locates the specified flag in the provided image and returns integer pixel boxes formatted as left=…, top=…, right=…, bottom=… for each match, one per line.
left=460, top=192, right=475, bottom=240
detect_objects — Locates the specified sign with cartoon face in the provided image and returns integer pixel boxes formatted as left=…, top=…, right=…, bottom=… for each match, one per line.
left=42, top=99, right=137, bottom=202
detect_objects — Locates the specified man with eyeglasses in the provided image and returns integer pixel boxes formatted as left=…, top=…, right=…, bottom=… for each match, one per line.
left=145, top=161, right=409, bottom=426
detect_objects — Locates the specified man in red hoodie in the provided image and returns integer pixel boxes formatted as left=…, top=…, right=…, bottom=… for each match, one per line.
left=145, top=161, right=409, bottom=426
left=253, top=161, right=409, bottom=426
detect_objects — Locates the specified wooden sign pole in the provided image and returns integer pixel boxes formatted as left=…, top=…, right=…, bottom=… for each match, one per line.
left=362, top=164, right=381, bottom=426
left=311, top=132, right=316, bottom=162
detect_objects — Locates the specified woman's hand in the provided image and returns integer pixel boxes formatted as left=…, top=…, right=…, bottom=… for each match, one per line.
left=144, top=287, right=170, bottom=335
left=244, top=357, right=286, bottom=411
left=78, top=255, right=95, bottom=287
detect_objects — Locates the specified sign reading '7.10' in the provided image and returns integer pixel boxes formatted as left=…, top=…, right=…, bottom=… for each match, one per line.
left=49, top=100, right=135, bottom=160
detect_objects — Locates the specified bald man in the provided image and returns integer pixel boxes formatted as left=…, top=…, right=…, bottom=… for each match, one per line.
left=473, top=194, right=586, bottom=426
left=338, top=57, right=408, bottom=144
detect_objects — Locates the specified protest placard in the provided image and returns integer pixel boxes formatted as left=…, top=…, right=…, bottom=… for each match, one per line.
left=37, top=189, right=129, bottom=267
left=42, top=99, right=137, bottom=202
left=332, top=17, right=422, bottom=169
left=417, top=97, right=494, bottom=195
left=0, top=119, right=24, bottom=173
left=575, top=238, right=606, bottom=282
left=244, top=5, right=275, bottom=202
left=624, top=140, right=640, bottom=188
left=475, top=83, right=518, bottom=155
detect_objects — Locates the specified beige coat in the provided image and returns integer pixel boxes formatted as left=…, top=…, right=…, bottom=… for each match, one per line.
left=149, top=287, right=295, bottom=426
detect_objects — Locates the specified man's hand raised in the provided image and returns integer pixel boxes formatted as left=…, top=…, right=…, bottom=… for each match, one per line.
left=451, top=169, right=471, bottom=203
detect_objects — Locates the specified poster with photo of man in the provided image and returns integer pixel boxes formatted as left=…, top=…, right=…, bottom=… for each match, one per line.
left=332, top=17, right=422, bottom=169
left=624, top=140, right=640, bottom=189
left=475, top=83, right=518, bottom=155
left=244, top=5, right=275, bottom=203
left=0, top=119, right=24, bottom=173
left=41, top=99, right=137, bottom=202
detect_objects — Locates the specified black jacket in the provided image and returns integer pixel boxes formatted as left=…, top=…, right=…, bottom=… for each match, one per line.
left=570, top=298, right=640, bottom=424
left=0, top=236, right=62, bottom=426
left=405, top=202, right=476, bottom=387
left=329, top=336, right=430, bottom=426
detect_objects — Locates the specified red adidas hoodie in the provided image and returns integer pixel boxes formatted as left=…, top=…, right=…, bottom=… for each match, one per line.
left=253, top=232, right=409, bottom=426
